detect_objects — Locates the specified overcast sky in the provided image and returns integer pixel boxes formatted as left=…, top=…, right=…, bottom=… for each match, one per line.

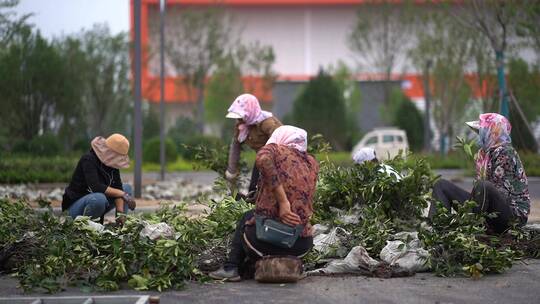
left=14, top=0, right=129, bottom=38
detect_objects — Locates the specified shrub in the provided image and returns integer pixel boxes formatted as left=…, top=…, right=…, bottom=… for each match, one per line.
left=0, top=156, right=76, bottom=183
left=143, top=137, right=178, bottom=164
left=12, top=134, right=62, bottom=156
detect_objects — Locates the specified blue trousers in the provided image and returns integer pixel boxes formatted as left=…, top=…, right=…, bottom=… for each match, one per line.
left=68, top=184, right=132, bottom=220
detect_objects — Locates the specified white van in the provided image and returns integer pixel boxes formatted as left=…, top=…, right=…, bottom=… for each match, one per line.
left=352, top=127, right=409, bottom=160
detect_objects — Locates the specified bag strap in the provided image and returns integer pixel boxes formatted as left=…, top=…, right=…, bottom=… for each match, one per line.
left=243, top=232, right=264, bottom=257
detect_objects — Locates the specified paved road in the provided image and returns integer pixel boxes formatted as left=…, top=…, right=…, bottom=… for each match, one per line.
left=1, top=260, right=539, bottom=303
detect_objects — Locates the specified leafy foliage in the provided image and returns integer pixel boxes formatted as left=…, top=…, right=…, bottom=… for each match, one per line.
left=390, top=90, right=425, bottom=152
left=290, top=69, right=349, bottom=150
left=316, top=154, right=434, bottom=220
left=0, top=197, right=250, bottom=293
left=313, top=154, right=434, bottom=256
left=143, top=136, right=178, bottom=164
left=0, top=156, right=76, bottom=183
left=508, top=58, right=540, bottom=152
left=419, top=201, right=516, bottom=278
left=0, top=26, right=74, bottom=141
left=12, top=133, right=62, bottom=156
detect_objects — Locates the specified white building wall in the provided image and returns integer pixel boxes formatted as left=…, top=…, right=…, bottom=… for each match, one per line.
left=147, top=4, right=415, bottom=77
left=148, top=4, right=537, bottom=78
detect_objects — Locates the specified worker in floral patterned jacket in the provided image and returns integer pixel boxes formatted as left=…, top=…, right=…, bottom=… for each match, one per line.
left=62, top=134, right=136, bottom=225
left=428, top=113, right=530, bottom=233
left=224, top=93, right=282, bottom=200
left=210, top=126, right=319, bottom=281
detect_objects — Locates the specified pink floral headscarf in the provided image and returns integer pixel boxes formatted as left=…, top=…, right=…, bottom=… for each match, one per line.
left=227, top=93, right=273, bottom=142
left=475, top=113, right=512, bottom=179
left=266, top=125, right=308, bottom=152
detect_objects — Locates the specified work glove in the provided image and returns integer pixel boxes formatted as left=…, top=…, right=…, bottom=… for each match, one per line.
left=225, top=169, right=239, bottom=182
left=235, top=191, right=257, bottom=204
left=115, top=214, right=127, bottom=226
left=123, top=193, right=136, bottom=210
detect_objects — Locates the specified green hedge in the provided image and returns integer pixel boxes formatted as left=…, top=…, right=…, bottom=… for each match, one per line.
left=0, top=156, right=77, bottom=183
left=1, top=151, right=538, bottom=184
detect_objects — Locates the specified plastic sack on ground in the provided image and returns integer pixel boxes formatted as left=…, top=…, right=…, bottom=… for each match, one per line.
left=313, top=227, right=350, bottom=257
left=312, top=224, right=330, bottom=237
left=379, top=231, right=429, bottom=272
left=140, top=222, right=175, bottom=241
left=307, top=246, right=379, bottom=275
left=329, top=207, right=361, bottom=225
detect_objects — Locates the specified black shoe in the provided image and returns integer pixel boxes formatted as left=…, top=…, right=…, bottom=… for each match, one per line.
left=209, top=267, right=241, bottom=282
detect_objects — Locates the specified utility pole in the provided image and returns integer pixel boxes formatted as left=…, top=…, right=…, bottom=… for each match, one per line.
left=159, top=0, right=166, bottom=181
left=423, top=60, right=432, bottom=152
left=133, top=0, right=142, bottom=198
left=496, top=51, right=509, bottom=118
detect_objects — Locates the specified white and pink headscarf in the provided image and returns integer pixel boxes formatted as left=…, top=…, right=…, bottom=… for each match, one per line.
left=227, top=93, right=273, bottom=142
left=266, top=125, right=308, bottom=152
left=474, top=113, right=512, bottom=179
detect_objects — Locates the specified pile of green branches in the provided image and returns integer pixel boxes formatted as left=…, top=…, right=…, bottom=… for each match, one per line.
left=0, top=197, right=250, bottom=293
left=419, top=201, right=516, bottom=278
left=312, top=153, right=538, bottom=277
left=313, top=154, right=435, bottom=252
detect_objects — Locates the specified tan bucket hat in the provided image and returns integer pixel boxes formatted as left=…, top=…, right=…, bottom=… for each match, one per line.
left=91, top=134, right=130, bottom=169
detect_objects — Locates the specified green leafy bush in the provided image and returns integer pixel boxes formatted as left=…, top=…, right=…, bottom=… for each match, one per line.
left=143, top=137, right=178, bottom=164
left=0, top=156, right=76, bottom=183
left=12, top=134, right=62, bottom=156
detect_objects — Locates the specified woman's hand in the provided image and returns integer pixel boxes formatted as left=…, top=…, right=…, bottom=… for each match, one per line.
left=123, top=193, right=136, bottom=210
left=279, top=202, right=301, bottom=226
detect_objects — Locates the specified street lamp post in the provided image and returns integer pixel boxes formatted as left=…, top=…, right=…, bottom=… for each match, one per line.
left=133, top=0, right=142, bottom=197
left=159, top=0, right=166, bottom=181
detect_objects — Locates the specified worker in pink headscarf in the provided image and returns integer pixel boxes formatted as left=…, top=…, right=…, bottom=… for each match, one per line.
left=225, top=93, right=282, bottom=199
left=429, top=113, right=530, bottom=233
left=210, top=126, right=319, bottom=281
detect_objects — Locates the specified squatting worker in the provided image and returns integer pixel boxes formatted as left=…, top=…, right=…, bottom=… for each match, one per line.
left=429, top=113, right=530, bottom=233
left=62, top=133, right=136, bottom=225
left=210, top=126, right=319, bottom=281
left=352, top=147, right=402, bottom=180
left=225, top=93, right=282, bottom=199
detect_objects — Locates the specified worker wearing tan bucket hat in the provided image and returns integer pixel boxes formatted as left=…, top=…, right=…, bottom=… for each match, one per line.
left=62, top=133, right=136, bottom=225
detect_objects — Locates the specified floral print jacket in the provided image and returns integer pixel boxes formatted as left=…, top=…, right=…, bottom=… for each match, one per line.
left=247, top=143, right=319, bottom=237
left=482, top=144, right=530, bottom=221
